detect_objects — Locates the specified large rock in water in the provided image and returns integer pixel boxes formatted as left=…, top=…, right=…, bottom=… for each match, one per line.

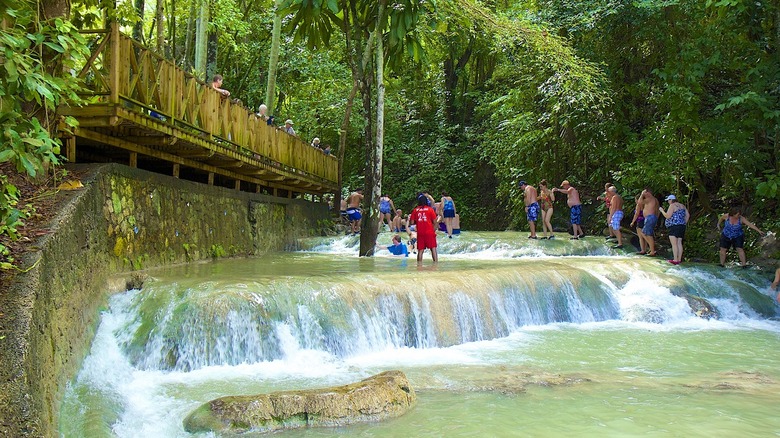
left=183, top=370, right=416, bottom=434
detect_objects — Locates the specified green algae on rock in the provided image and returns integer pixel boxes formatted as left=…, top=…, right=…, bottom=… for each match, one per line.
left=183, top=370, right=416, bottom=434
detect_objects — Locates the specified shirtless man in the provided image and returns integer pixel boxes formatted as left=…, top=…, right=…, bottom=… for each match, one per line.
left=518, top=181, right=539, bottom=239
left=211, top=74, right=230, bottom=98
left=638, top=188, right=659, bottom=256
left=345, top=188, right=364, bottom=236
left=597, top=183, right=615, bottom=240
left=608, top=186, right=624, bottom=249
left=553, top=180, right=584, bottom=239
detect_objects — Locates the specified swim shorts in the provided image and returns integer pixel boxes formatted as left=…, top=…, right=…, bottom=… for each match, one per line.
left=610, top=210, right=623, bottom=230
left=642, top=214, right=658, bottom=236
left=417, top=233, right=437, bottom=250
left=527, top=202, right=540, bottom=222
left=668, top=224, right=686, bottom=239
left=719, top=233, right=744, bottom=249
left=346, top=208, right=362, bottom=221
left=570, top=204, right=582, bottom=225
left=443, top=208, right=456, bottom=218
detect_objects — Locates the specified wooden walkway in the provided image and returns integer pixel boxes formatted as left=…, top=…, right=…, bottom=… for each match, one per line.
left=59, top=24, right=338, bottom=197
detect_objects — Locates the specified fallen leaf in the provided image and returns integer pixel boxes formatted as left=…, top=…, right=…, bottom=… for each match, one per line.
left=57, top=180, right=84, bottom=190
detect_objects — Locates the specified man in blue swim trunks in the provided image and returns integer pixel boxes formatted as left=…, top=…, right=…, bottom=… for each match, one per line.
left=345, top=188, right=364, bottom=236
left=553, top=180, right=584, bottom=239
left=638, top=188, right=659, bottom=256
left=518, top=181, right=540, bottom=239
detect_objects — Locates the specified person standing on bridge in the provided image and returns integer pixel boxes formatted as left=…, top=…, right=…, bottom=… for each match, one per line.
left=284, top=119, right=296, bottom=136
left=211, top=75, right=230, bottom=98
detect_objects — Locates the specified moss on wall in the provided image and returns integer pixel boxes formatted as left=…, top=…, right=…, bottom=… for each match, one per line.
left=0, top=163, right=329, bottom=437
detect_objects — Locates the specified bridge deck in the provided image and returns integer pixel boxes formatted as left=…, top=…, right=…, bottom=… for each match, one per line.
left=59, top=25, right=338, bottom=196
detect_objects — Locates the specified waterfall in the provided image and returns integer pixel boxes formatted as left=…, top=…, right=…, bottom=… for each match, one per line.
left=107, top=252, right=775, bottom=372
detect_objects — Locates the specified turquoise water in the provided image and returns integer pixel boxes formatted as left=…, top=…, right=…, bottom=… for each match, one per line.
left=60, top=232, right=780, bottom=437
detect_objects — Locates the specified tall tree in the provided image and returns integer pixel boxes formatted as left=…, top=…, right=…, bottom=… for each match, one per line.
left=281, top=0, right=429, bottom=256
left=194, top=0, right=209, bottom=79
left=266, top=0, right=283, bottom=115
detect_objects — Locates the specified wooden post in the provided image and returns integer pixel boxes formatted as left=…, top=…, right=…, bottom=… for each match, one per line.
left=129, top=152, right=137, bottom=168
left=66, top=136, right=76, bottom=163
left=208, top=172, right=214, bottom=185
left=110, top=22, right=120, bottom=105
left=173, top=163, right=180, bottom=178
left=273, top=187, right=278, bottom=197
left=234, top=180, right=241, bottom=191
left=255, top=184, right=261, bottom=193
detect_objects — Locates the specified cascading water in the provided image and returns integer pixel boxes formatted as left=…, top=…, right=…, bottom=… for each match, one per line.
left=60, top=232, right=780, bottom=437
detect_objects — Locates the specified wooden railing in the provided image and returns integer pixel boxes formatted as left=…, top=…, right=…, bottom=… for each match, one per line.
left=74, top=24, right=338, bottom=184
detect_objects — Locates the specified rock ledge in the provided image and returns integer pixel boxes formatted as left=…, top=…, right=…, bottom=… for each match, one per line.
left=183, top=370, right=415, bottom=434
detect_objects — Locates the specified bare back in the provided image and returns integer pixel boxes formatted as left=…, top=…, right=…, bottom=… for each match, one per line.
left=525, top=186, right=538, bottom=205
left=347, top=192, right=363, bottom=208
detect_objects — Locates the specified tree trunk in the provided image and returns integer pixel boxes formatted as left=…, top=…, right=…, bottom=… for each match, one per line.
left=336, top=82, right=360, bottom=218
left=359, top=0, right=387, bottom=257
left=133, top=0, right=145, bottom=42
left=156, top=0, right=164, bottom=52
left=169, top=0, right=176, bottom=59
left=266, top=0, right=283, bottom=115
left=194, top=0, right=209, bottom=80
left=183, top=0, right=196, bottom=68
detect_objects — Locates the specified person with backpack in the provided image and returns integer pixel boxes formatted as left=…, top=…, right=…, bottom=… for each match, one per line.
left=439, top=191, right=457, bottom=238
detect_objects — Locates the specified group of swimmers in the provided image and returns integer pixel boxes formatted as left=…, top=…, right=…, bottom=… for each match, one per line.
left=339, top=188, right=461, bottom=262
left=518, top=179, right=768, bottom=268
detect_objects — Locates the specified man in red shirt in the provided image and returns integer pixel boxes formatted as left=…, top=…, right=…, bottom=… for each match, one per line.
left=410, top=194, right=439, bottom=263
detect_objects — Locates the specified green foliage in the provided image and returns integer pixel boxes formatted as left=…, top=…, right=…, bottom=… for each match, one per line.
left=0, top=0, right=87, bottom=268
left=210, top=244, right=226, bottom=258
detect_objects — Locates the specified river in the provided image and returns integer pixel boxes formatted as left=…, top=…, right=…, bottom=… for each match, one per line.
left=60, top=232, right=780, bottom=437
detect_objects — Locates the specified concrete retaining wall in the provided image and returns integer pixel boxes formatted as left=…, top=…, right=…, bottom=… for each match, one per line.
left=0, top=163, right=329, bottom=437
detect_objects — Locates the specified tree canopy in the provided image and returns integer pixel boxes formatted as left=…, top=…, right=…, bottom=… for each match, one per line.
left=2, top=0, right=779, bottom=263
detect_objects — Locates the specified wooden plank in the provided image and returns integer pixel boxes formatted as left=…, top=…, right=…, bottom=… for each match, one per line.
left=73, top=128, right=316, bottom=193
left=208, top=172, right=214, bottom=185
left=172, top=163, right=180, bottom=178
left=234, top=180, right=240, bottom=190
left=129, top=152, right=137, bottom=168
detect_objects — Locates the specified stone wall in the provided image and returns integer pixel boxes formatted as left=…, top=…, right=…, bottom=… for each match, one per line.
left=0, top=163, right=329, bottom=437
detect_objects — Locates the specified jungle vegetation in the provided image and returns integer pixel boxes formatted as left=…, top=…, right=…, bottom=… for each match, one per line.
left=1, top=0, right=779, bottom=261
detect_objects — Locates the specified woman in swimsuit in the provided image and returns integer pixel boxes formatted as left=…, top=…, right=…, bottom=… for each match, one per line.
left=538, top=180, right=555, bottom=239
left=379, top=194, right=396, bottom=230
left=659, top=194, right=689, bottom=265
left=717, top=207, right=764, bottom=267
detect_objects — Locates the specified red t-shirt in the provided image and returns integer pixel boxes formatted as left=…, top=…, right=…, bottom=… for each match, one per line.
left=411, top=205, right=437, bottom=236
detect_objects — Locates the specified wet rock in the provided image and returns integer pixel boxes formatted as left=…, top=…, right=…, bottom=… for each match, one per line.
left=183, top=370, right=415, bottom=434
left=668, top=287, right=719, bottom=319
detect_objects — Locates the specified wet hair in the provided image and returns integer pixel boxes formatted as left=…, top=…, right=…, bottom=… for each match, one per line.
left=729, top=207, right=741, bottom=216
left=441, top=191, right=449, bottom=196
left=392, top=234, right=401, bottom=243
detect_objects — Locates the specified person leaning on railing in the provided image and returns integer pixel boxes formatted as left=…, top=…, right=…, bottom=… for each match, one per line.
left=211, top=74, right=231, bottom=98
